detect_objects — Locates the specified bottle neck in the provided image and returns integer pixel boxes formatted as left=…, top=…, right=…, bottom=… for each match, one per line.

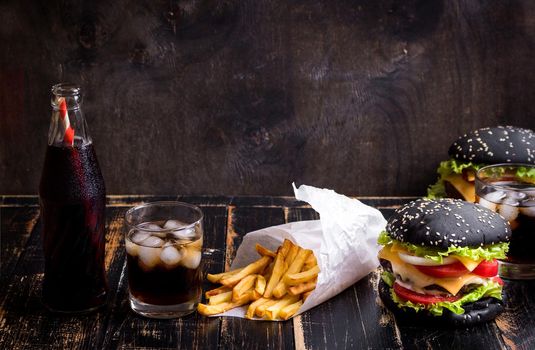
left=48, top=84, right=91, bottom=147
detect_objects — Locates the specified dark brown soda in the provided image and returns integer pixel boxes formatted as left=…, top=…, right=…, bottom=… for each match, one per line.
left=39, top=143, right=107, bottom=312
left=127, top=255, right=201, bottom=305
left=506, top=213, right=535, bottom=263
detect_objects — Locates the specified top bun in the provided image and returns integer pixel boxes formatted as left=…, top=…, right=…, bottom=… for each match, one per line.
left=386, top=198, right=510, bottom=249
left=448, top=126, right=535, bottom=164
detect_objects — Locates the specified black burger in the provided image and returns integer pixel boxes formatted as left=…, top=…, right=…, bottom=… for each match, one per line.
left=427, top=125, right=535, bottom=202
left=378, top=198, right=510, bottom=326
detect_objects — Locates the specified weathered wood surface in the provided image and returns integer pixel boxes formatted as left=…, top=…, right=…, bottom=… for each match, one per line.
left=1, top=195, right=535, bottom=350
left=2, top=1, right=535, bottom=196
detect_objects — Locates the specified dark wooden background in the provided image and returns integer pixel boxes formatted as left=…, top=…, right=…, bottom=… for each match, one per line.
left=1, top=0, right=535, bottom=196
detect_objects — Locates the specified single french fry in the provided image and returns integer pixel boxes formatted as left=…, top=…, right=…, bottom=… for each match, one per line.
left=279, top=300, right=303, bottom=320
left=205, top=285, right=231, bottom=299
left=302, top=290, right=312, bottom=302
left=197, top=294, right=251, bottom=316
left=232, top=274, right=256, bottom=301
left=304, top=253, right=317, bottom=270
left=284, top=265, right=320, bottom=285
left=207, top=268, right=244, bottom=283
left=209, top=290, right=232, bottom=305
left=273, top=248, right=311, bottom=298
left=255, top=243, right=277, bottom=258
left=263, top=250, right=288, bottom=298
left=246, top=297, right=270, bottom=319
left=263, top=262, right=274, bottom=281
left=288, top=280, right=317, bottom=296
left=255, top=275, right=266, bottom=295
left=220, top=256, right=272, bottom=287
left=265, top=295, right=300, bottom=320
left=285, top=245, right=300, bottom=266
left=279, top=239, right=293, bottom=257
left=255, top=299, right=279, bottom=318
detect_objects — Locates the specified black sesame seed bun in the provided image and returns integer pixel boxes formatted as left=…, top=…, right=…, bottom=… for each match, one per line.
left=378, top=279, right=504, bottom=327
left=386, top=198, right=511, bottom=249
left=448, top=126, right=535, bottom=164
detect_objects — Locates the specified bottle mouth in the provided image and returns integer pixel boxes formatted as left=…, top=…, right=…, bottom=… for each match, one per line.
left=52, top=83, right=81, bottom=97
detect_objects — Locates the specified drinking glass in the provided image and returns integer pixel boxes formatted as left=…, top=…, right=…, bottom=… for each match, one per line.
left=475, top=164, right=535, bottom=279
left=125, top=201, right=203, bottom=318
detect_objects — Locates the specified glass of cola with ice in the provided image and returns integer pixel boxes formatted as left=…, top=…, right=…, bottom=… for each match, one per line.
left=125, top=201, right=203, bottom=318
left=476, top=164, right=535, bottom=279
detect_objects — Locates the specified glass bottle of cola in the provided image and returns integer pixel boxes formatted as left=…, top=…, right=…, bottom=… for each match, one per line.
left=39, top=83, right=108, bottom=312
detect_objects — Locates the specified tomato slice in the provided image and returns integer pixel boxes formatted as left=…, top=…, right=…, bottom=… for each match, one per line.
left=393, top=283, right=460, bottom=305
left=472, top=259, right=498, bottom=277
left=414, top=261, right=468, bottom=278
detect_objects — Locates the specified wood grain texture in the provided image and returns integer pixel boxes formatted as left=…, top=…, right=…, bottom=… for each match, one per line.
left=3, top=195, right=535, bottom=349
left=2, top=0, right=535, bottom=196
left=495, top=280, right=535, bottom=350
left=0, top=207, right=39, bottom=285
left=0, top=215, right=108, bottom=349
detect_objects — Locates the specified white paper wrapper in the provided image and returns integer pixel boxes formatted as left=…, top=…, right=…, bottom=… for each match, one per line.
left=212, top=184, right=387, bottom=319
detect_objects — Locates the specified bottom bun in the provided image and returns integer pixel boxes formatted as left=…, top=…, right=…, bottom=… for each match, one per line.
left=378, top=280, right=504, bottom=327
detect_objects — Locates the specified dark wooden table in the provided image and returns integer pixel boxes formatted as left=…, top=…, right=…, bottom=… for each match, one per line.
left=1, top=195, right=534, bottom=349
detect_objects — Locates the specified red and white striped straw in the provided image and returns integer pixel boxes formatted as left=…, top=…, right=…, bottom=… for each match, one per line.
left=58, top=97, right=75, bottom=146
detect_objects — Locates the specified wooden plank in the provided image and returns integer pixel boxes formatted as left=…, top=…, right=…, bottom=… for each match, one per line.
left=0, top=195, right=418, bottom=210
left=100, top=205, right=227, bottom=349
left=218, top=206, right=293, bottom=350
left=0, top=206, right=40, bottom=294
left=495, top=280, right=535, bottom=350
left=396, top=323, right=505, bottom=349
left=0, top=209, right=109, bottom=349
left=0, top=196, right=39, bottom=207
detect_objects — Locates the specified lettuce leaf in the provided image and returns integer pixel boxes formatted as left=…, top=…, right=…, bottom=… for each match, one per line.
left=389, top=279, right=503, bottom=316
left=438, top=159, right=485, bottom=177
left=381, top=270, right=396, bottom=287
left=426, top=159, right=535, bottom=198
left=516, top=166, right=535, bottom=182
left=426, top=159, right=485, bottom=199
left=426, top=180, right=446, bottom=199
left=378, top=231, right=509, bottom=262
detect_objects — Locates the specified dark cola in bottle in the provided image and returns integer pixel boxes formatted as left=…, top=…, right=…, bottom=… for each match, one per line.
left=39, top=83, right=107, bottom=312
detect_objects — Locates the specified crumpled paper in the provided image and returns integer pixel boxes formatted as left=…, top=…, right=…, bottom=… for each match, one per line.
left=213, top=184, right=387, bottom=319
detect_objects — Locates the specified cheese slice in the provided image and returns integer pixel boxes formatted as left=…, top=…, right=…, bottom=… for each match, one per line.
left=379, top=245, right=484, bottom=296
left=444, top=173, right=475, bottom=202
left=451, top=255, right=483, bottom=272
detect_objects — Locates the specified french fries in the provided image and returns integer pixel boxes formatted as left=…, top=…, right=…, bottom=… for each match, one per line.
left=265, top=295, right=299, bottom=320
left=197, top=239, right=320, bottom=320
left=208, top=290, right=232, bottom=305
left=207, top=268, right=243, bottom=283
left=255, top=275, right=266, bottom=295
left=263, top=250, right=288, bottom=298
left=273, top=248, right=311, bottom=298
left=232, top=274, right=256, bottom=301
left=205, top=285, right=231, bottom=298
left=255, top=243, right=277, bottom=258
left=288, top=279, right=316, bottom=296
left=279, top=300, right=303, bottom=320
left=220, top=256, right=271, bottom=287
left=284, top=265, right=320, bottom=285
